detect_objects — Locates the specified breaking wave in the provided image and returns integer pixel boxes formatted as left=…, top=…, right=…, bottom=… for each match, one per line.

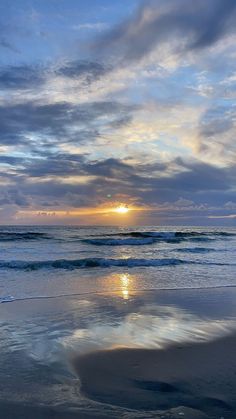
left=83, top=237, right=156, bottom=246
left=0, top=257, right=231, bottom=271
left=0, top=295, right=15, bottom=303
left=84, top=230, right=236, bottom=246
left=0, top=257, right=190, bottom=270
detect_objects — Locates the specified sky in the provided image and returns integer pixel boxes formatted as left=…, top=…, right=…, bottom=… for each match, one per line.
left=1, top=0, right=236, bottom=225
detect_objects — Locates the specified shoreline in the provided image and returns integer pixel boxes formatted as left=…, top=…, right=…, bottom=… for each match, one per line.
left=0, top=286, right=236, bottom=418
left=2, top=281, right=236, bottom=305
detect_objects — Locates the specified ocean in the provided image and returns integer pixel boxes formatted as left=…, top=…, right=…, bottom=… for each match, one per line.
left=0, top=225, right=236, bottom=303
left=1, top=226, right=236, bottom=418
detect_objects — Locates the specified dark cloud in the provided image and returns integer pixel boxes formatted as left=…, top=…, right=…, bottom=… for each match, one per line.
left=84, top=158, right=135, bottom=178
left=197, top=105, right=236, bottom=156
left=0, top=60, right=110, bottom=92
left=0, top=155, right=24, bottom=165
left=12, top=175, right=101, bottom=209
left=159, top=159, right=229, bottom=193
left=0, top=100, right=135, bottom=146
left=0, top=65, right=45, bottom=89
left=0, top=102, right=72, bottom=146
left=0, top=188, right=29, bottom=207
left=57, top=60, right=110, bottom=84
left=93, top=0, right=236, bottom=63
left=200, top=106, right=234, bottom=138
left=1, top=154, right=236, bottom=217
left=81, top=157, right=233, bottom=206
left=21, top=153, right=85, bottom=178
left=109, top=115, right=132, bottom=129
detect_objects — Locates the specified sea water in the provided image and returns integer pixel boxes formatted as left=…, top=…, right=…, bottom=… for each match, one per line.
left=0, top=225, right=236, bottom=303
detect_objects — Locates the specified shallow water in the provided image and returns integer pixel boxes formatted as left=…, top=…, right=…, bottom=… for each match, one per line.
left=0, top=288, right=236, bottom=418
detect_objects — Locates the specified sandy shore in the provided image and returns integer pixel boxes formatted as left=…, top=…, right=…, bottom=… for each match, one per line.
left=0, top=287, right=236, bottom=418
left=73, top=332, right=236, bottom=418
left=0, top=401, right=111, bottom=419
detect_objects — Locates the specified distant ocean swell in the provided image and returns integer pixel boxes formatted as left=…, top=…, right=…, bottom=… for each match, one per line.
left=0, top=230, right=234, bottom=242
left=90, top=231, right=235, bottom=238
left=83, top=231, right=235, bottom=246
left=82, top=238, right=220, bottom=246
left=0, top=257, right=232, bottom=271
left=0, top=232, right=49, bottom=241
left=175, top=247, right=216, bottom=253
left=83, top=237, right=156, bottom=246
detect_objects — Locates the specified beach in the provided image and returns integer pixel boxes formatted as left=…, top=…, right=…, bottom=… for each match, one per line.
left=74, top=333, right=236, bottom=417
left=0, top=285, right=236, bottom=418
left=2, top=0, right=236, bottom=415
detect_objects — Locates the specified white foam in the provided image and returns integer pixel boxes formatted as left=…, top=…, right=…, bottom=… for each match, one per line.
left=0, top=295, right=15, bottom=303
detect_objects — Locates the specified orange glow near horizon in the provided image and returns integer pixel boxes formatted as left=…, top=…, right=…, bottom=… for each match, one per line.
left=16, top=203, right=148, bottom=220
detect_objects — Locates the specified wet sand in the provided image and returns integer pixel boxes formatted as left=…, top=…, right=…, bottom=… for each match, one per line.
left=0, top=402, right=210, bottom=419
left=0, top=287, right=236, bottom=418
left=73, top=332, right=236, bottom=418
left=0, top=401, right=110, bottom=419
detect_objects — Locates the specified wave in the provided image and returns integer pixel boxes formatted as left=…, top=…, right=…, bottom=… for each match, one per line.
left=0, top=257, right=190, bottom=271
left=91, top=231, right=176, bottom=239
left=92, top=230, right=234, bottom=238
left=83, top=237, right=156, bottom=246
left=175, top=231, right=234, bottom=237
left=0, top=232, right=49, bottom=241
left=88, top=230, right=235, bottom=244
left=175, top=247, right=215, bottom=253
left=0, top=257, right=232, bottom=271
left=0, top=229, right=234, bottom=243
left=0, top=295, right=15, bottom=303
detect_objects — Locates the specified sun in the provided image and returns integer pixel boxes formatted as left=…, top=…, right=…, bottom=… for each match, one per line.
left=115, top=205, right=129, bottom=214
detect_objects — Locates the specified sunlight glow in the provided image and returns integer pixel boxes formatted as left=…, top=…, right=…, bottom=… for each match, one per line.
left=16, top=203, right=150, bottom=222
left=115, top=205, right=129, bottom=214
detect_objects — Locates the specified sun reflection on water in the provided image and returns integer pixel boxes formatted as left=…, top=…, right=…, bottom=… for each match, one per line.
left=120, top=274, right=130, bottom=300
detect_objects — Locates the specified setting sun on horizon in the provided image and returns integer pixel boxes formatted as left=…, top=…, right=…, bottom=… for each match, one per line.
left=15, top=202, right=148, bottom=224
left=114, top=205, right=129, bottom=214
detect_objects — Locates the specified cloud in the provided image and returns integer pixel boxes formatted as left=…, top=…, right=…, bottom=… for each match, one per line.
left=224, top=201, right=236, bottom=210
left=0, top=188, right=29, bottom=207
left=0, top=102, right=74, bottom=146
left=84, top=158, right=135, bottom=178
left=0, top=100, right=135, bottom=146
left=1, top=152, right=236, bottom=224
left=0, top=60, right=110, bottom=92
left=3, top=155, right=235, bottom=203
left=200, top=106, right=234, bottom=138
left=73, top=23, right=109, bottom=31
left=1, top=2, right=236, bottom=224
left=21, top=153, right=85, bottom=178
left=0, top=38, right=19, bottom=53
left=197, top=104, right=236, bottom=162
left=0, top=65, right=45, bottom=90
left=93, top=0, right=236, bottom=63
left=56, top=60, right=110, bottom=84
left=208, top=214, right=236, bottom=219
left=0, top=155, right=24, bottom=165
